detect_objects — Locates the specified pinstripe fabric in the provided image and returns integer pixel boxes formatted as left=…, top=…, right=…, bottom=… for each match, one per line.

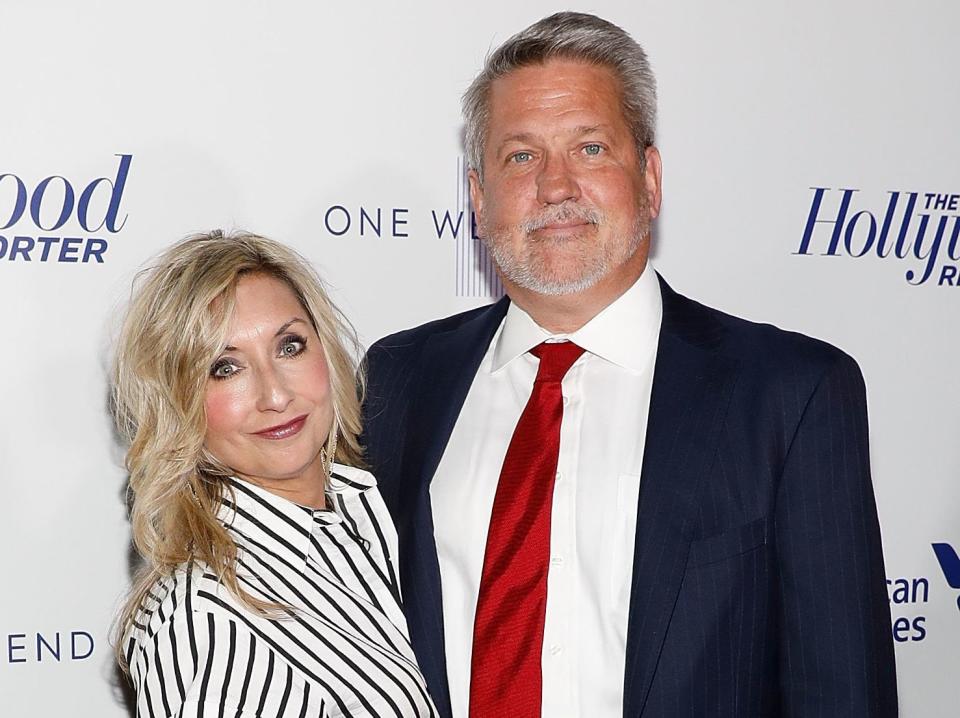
left=125, top=466, right=437, bottom=718
left=362, top=276, right=898, bottom=718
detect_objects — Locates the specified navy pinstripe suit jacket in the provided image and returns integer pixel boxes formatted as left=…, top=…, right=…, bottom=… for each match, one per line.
left=361, top=276, right=898, bottom=717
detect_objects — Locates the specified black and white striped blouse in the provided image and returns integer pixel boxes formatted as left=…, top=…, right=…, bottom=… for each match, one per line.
left=125, top=466, right=437, bottom=718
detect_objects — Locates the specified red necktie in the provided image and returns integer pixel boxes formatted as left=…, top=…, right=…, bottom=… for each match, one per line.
left=469, top=341, right=585, bottom=718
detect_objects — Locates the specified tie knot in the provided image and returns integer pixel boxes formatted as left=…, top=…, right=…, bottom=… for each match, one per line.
left=530, top=341, right=585, bottom=383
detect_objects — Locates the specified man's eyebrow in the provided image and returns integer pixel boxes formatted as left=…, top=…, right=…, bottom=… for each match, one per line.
left=222, top=318, right=308, bottom=352
left=495, top=132, right=538, bottom=153
left=573, top=124, right=607, bottom=136
left=495, top=126, right=610, bottom=154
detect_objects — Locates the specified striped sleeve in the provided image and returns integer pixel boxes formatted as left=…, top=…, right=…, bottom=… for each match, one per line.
left=130, top=591, right=318, bottom=718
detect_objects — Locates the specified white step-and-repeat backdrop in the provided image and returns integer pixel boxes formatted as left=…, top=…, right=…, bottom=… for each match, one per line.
left=1, top=2, right=957, bottom=715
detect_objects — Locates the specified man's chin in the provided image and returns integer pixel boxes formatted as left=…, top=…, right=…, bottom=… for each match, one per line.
left=486, top=237, right=608, bottom=295
left=509, top=266, right=606, bottom=296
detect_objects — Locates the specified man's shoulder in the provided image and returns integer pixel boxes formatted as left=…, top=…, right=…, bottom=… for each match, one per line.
left=664, top=280, right=859, bottom=382
left=367, top=299, right=507, bottom=357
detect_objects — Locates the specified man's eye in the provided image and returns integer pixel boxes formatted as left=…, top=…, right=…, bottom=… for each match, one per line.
left=583, top=143, right=603, bottom=156
left=279, top=335, right=307, bottom=358
left=510, top=151, right=533, bottom=164
left=210, top=359, right=239, bottom=380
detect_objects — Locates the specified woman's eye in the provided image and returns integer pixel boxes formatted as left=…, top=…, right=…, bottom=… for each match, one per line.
left=583, top=143, right=603, bottom=156
left=279, top=335, right=307, bottom=357
left=510, top=151, right=532, bottom=164
left=210, top=359, right=238, bottom=380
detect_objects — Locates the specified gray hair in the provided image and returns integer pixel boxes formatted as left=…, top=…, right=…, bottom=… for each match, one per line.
left=462, top=12, right=657, bottom=181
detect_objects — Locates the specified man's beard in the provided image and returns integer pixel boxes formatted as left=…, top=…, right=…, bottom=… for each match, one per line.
left=480, top=202, right=649, bottom=296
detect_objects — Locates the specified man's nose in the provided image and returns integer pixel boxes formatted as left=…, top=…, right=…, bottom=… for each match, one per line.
left=536, top=153, right=581, bottom=205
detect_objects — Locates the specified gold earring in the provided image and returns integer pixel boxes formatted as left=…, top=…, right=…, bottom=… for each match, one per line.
left=325, top=429, right=338, bottom=477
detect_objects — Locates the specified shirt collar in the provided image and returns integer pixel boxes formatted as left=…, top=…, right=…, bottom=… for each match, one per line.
left=218, top=465, right=377, bottom=565
left=491, top=262, right=662, bottom=374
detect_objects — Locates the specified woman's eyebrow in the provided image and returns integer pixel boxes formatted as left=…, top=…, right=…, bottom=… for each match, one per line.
left=221, top=318, right=309, bottom=351
left=274, top=317, right=308, bottom=336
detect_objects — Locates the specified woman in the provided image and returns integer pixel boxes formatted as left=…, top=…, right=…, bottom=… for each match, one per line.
left=113, top=231, right=436, bottom=717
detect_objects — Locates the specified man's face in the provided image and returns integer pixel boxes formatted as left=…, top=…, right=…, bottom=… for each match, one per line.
left=469, top=59, right=661, bottom=296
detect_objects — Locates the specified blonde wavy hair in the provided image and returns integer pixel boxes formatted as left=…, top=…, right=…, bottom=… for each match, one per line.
left=112, top=230, right=364, bottom=668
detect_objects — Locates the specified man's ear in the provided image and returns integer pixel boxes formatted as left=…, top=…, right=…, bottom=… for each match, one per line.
left=643, top=146, right=663, bottom=220
left=468, top=168, right=484, bottom=224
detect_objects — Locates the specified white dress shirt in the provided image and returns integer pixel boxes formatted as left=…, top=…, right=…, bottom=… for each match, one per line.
left=430, top=264, right=663, bottom=718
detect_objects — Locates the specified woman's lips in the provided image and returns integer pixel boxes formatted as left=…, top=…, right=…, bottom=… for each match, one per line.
left=253, top=414, right=308, bottom=440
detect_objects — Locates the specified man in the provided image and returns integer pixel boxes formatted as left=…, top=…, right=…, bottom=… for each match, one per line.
left=363, top=11, right=897, bottom=718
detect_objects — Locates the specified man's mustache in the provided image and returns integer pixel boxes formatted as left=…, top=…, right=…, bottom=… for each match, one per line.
left=521, top=204, right=604, bottom=234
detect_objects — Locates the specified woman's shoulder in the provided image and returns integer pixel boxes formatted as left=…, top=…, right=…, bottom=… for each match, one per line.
left=328, top=463, right=377, bottom=491
left=328, top=464, right=392, bottom=526
left=123, top=567, right=324, bottom=717
left=124, top=562, right=231, bottom=650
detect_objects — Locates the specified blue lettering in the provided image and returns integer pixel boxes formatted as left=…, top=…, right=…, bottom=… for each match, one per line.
left=37, top=236, right=59, bottom=261
left=932, top=542, right=960, bottom=587
left=77, top=154, right=132, bottom=233
left=471, top=211, right=480, bottom=240
left=59, top=237, right=82, bottom=262
left=82, top=238, right=108, bottom=263
left=892, top=616, right=911, bottom=642
left=939, top=265, right=957, bottom=286
left=37, top=632, right=61, bottom=662
left=890, top=615, right=927, bottom=641
left=893, top=192, right=919, bottom=259
left=844, top=209, right=876, bottom=258
left=876, top=192, right=901, bottom=258
left=886, top=576, right=929, bottom=603
left=7, top=634, right=27, bottom=663
left=797, top=187, right=856, bottom=256
left=906, top=214, right=947, bottom=285
left=10, top=236, right=34, bottom=261
left=70, top=631, right=94, bottom=660
left=359, top=207, right=382, bottom=237
left=0, top=155, right=131, bottom=236
left=324, top=205, right=350, bottom=236
left=925, top=192, right=959, bottom=211
left=0, top=235, right=105, bottom=263
left=911, top=577, right=929, bottom=603
left=890, top=578, right=910, bottom=604
left=432, top=209, right=464, bottom=238
left=30, top=175, right=75, bottom=231
left=947, top=216, right=960, bottom=261
left=392, top=208, right=409, bottom=238
left=912, top=616, right=927, bottom=641
left=0, top=173, right=28, bottom=229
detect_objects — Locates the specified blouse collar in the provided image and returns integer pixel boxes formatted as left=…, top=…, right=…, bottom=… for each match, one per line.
left=217, top=464, right=377, bottom=565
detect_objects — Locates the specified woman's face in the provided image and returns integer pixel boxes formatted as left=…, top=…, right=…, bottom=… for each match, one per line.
left=203, top=272, right=334, bottom=506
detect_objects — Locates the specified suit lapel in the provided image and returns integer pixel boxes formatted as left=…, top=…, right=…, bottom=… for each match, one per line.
left=396, top=297, right=509, bottom=718
left=392, top=280, right=737, bottom=717
left=622, top=279, right=740, bottom=717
